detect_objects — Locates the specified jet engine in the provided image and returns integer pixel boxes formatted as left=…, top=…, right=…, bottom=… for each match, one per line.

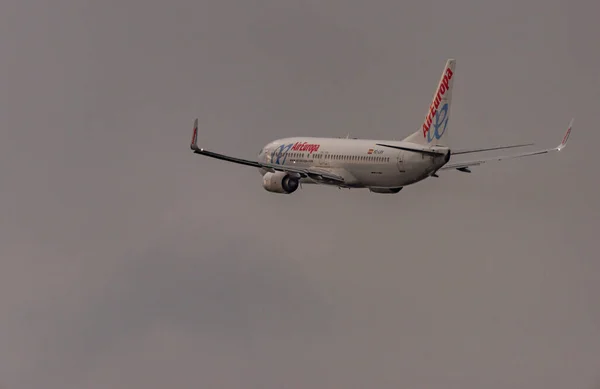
left=262, top=172, right=300, bottom=194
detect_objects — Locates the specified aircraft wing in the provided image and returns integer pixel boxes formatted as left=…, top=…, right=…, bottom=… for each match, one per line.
left=441, top=119, right=573, bottom=172
left=451, top=142, right=534, bottom=155
left=189, top=119, right=346, bottom=184
left=259, top=162, right=347, bottom=183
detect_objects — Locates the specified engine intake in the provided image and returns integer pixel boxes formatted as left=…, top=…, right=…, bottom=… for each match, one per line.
left=262, top=172, right=300, bottom=194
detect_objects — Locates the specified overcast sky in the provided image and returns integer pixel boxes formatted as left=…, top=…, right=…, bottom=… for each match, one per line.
left=1, top=0, right=599, bottom=388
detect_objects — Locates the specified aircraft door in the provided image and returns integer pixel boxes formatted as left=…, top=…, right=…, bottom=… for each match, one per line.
left=397, top=151, right=405, bottom=173
left=318, top=152, right=330, bottom=167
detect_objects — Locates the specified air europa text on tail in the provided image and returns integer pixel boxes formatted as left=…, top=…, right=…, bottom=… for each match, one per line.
left=422, top=67, right=454, bottom=138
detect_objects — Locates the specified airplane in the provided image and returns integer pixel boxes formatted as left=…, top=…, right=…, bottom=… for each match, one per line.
left=189, top=58, right=573, bottom=194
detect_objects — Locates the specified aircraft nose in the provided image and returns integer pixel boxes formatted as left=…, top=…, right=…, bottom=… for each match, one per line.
left=258, top=147, right=268, bottom=162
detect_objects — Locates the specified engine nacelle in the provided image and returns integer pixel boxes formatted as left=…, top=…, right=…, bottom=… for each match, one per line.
left=262, top=172, right=300, bottom=194
left=369, top=187, right=403, bottom=194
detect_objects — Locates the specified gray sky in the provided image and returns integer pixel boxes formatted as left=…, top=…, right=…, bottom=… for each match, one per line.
left=1, top=0, right=599, bottom=388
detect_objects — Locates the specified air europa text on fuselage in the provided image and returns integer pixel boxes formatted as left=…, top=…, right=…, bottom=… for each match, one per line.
left=422, top=67, right=454, bottom=138
left=291, top=142, right=320, bottom=154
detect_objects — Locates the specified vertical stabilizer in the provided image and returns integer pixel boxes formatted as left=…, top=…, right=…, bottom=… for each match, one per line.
left=404, top=59, right=456, bottom=146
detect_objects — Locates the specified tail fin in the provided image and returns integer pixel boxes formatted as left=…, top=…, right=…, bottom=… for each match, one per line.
left=404, top=59, right=456, bottom=146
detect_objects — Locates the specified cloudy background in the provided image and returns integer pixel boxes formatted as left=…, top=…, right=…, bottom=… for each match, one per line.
left=1, top=0, right=599, bottom=388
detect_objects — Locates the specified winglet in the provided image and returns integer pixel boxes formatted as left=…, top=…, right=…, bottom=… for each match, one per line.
left=190, top=118, right=200, bottom=151
left=557, top=118, right=573, bottom=151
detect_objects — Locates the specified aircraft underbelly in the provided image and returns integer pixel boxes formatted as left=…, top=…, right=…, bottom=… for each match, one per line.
left=351, top=165, right=400, bottom=187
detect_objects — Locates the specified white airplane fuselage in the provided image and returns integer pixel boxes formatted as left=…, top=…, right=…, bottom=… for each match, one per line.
left=189, top=58, right=573, bottom=195
left=257, top=137, right=450, bottom=191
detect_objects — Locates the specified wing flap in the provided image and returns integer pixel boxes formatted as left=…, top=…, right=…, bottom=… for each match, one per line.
left=451, top=143, right=534, bottom=155
left=193, top=148, right=262, bottom=168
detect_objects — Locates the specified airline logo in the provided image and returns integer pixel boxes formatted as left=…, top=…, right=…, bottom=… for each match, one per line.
left=422, top=67, right=454, bottom=139
left=291, top=142, right=320, bottom=154
left=271, top=141, right=321, bottom=164
left=367, top=149, right=374, bottom=154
